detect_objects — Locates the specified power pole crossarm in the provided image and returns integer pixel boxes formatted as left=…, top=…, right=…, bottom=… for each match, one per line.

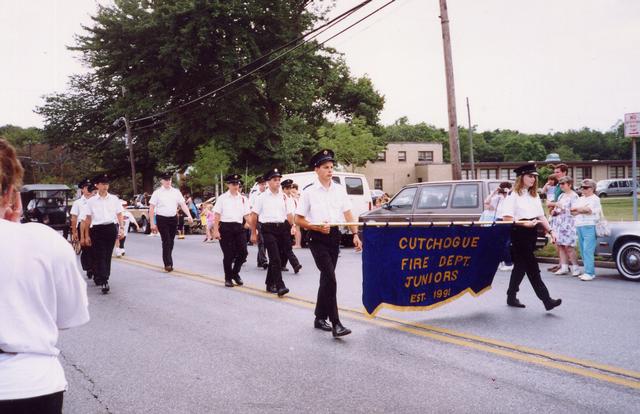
left=439, top=0, right=462, bottom=180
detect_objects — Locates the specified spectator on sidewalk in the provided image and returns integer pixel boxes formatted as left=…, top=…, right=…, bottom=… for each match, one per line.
left=571, top=179, right=602, bottom=281
left=551, top=176, right=580, bottom=276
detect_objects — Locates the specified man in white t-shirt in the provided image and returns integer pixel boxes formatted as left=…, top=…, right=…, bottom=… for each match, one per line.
left=0, top=137, right=90, bottom=413
left=149, top=171, right=193, bottom=272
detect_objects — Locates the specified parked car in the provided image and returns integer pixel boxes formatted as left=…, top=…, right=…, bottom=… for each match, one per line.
left=20, top=184, right=73, bottom=237
left=359, top=179, right=548, bottom=249
left=596, top=221, right=640, bottom=281
left=596, top=178, right=639, bottom=198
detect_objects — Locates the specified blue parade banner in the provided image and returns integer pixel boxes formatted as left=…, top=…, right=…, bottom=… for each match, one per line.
left=362, top=224, right=512, bottom=316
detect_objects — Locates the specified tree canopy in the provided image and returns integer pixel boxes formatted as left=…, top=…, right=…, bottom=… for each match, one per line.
left=36, top=0, right=385, bottom=196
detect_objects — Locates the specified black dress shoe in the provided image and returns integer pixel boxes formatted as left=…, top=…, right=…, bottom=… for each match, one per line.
left=281, top=267, right=289, bottom=272
left=233, top=275, right=244, bottom=286
left=507, top=297, right=526, bottom=308
left=293, top=264, right=302, bottom=274
left=225, top=280, right=234, bottom=287
left=314, top=319, right=332, bottom=332
left=277, top=287, right=290, bottom=297
left=544, top=298, right=562, bottom=311
left=266, top=285, right=278, bottom=294
left=164, top=266, right=173, bottom=272
left=86, top=271, right=93, bottom=280
left=101, top=283, right=110, bottom=294
left=332, top=323, right=351, bottom=338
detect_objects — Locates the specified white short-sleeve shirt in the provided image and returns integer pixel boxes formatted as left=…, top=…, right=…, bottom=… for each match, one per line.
left=86, top=193, right=124, bottom=225
left=252, top=189, right=291, bottom=223
left=213, top=191, right=250, bottom=223
left=0, top=220, right=90, bottom=400
left=500, top=190, right=545, bottom=221
left=70, top=195, right=91, bottom=222
left=149, top=186, right=185, bottom=217
left=574, top=194, right=602, bottom=227
left=295, top=179, right=352, bottom=224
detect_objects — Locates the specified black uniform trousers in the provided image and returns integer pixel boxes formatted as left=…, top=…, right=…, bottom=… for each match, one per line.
left=0, top=391, right=64, bottom=414
left=219, top=222, right=248, bottom=281
left=78, top=223, right=94, bottom=274
left=308, top=228, right=341, bottom=324
left=280, top=221, right=300, bottom=269
left=256, top=223, right=268, bottom=266
left=156, top=215, right=178, bottom=267
left=507, top=224, right=552, bottom=302
left=261, top=222, right=288, bottom=289
left=90, top=223, right=118, bottom=285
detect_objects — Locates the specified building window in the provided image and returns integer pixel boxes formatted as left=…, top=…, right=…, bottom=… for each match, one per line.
left=374, top=179, right=383, bottom=190
left=377, top=151, right=386, bottom=162
left=480, top=169, right=497, bottom=179
left=610, top=166, right=625, bottom=178
left=577, top=167, right=592, bottom=181
left=500, top=169, right=511, bottom=180
left=418, top=151, right=433, bottom=162
left=398, top=151, right=407, bottom=162
left=417, top=177, right=423, bottom=183
left=462, top=170, right=472, bottom=179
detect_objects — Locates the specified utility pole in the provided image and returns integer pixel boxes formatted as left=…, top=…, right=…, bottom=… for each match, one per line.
left=466, top=97, right=475, bottom=179
left=121, top=86, right=138, bottom=196
left=439, top=0, right=462, bottom=180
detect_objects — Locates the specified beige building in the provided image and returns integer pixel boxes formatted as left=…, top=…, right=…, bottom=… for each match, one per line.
left=461, top=160, right=639, bottom=183
left=355, top=142, right=452, bottom=195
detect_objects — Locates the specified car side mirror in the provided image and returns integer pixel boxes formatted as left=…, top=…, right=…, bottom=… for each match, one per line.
left=382, top=203, right=392, bottom=210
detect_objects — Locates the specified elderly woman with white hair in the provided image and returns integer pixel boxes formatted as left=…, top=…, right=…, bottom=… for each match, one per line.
left=570, top=178, right=602, bottom=281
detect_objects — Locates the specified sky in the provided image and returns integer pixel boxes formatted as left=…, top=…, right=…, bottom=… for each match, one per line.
left=1, top=0, right=639, bottom=134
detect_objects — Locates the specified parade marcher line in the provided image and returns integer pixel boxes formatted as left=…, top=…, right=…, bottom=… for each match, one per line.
left=114, top=256, right=640, bottom=390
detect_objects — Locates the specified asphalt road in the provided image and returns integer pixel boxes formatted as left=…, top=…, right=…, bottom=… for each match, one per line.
left=58, top=233, right=640, bottom=413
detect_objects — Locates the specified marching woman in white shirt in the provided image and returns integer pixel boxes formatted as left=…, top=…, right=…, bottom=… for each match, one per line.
left=148, top=172, right=193, bottom=272
left=213, top=174, right=252, bottom=287
left=295, top=150, right=362, bottom=337
left=501, top=164, right=562, bottom=311
left=0, top=138, right=89, bottom=413
left=84, top=173, right=125, bottom=294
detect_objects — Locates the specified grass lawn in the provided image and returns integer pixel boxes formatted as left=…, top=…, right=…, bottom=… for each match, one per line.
left=535, top=196, right=639, bottom=258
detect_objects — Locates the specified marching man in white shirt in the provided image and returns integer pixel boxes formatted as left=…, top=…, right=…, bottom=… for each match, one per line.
left=295, top=149, right=362, bottom=338
left=250, top=168, right=292, bottom=297
left=213, top=174, right=252, bottom=287
left=149, top=172, right=193, bottom=272
left=70, top=177, right=96, bottom=279
left=83, top=173, right=124, bottom=294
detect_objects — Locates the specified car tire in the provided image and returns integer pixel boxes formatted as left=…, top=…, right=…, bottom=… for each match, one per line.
left=140, top=216, right=150, bottom=234
left=615, top=240, right=640, bottom=281
left=599, top=192, right=607, bottom=198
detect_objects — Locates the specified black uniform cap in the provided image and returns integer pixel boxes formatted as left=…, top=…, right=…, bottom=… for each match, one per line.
left=78, top=177, right=92, bottom=188
left=225, top=173, right=242, bottom=184
left=309, top=149, right=335, bottom=169
left=263, top=168, right=282, bottom=181
left=159, top=171, right=173, bottom=180
left=93, top=173, right=111, bottom=184
left=513, top=164, right=539, bottom=177
left=256, top=176, right=266, bottom=184
left=281, top=179, right=293, bottom=188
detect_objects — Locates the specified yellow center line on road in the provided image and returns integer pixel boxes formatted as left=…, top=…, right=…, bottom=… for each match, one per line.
left=117, top=256, right=640, bottom=390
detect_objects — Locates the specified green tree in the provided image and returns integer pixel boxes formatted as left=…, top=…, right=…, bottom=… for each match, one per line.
left=318, top=117, right=383, bottom=172
left=188, top=141, right=232, bottom=192
left=36, top=0, right=384, bottom=191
